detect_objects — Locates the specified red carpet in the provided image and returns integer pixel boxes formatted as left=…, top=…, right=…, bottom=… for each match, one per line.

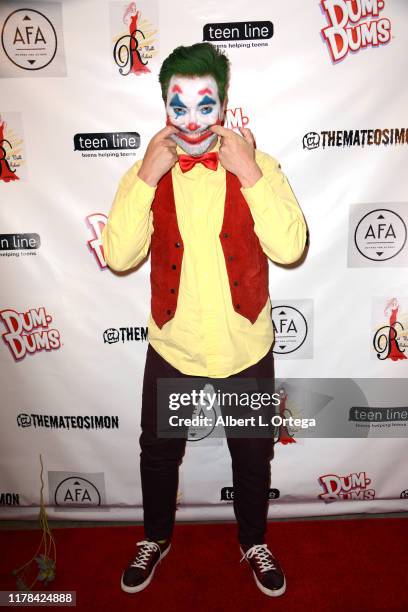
left=0, top=517, right=407, bottom=611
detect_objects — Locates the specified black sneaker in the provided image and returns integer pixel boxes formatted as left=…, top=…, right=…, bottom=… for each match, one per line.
left=121, top=539, right=171, bottom=593
left=240, top=543, right=286, bottom=597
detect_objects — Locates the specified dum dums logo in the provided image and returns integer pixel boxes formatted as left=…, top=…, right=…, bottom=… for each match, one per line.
left=86, top=213, right=107, bottom=269
left=318, top=471, right=375, bottom=502
left=0, top=306, right=61, bottom=361
left=320, top=0, right=391, bottom=63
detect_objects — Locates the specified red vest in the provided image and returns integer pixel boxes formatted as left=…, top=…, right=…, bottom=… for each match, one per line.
left=150, top=169, right=269, bottom=329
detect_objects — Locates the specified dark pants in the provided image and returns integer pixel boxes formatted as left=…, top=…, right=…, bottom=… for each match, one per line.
left=139, top=343, right=275, bottom=546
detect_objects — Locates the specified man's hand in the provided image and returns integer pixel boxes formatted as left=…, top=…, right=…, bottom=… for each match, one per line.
left=210, top=125, right=262, bottom=188
left=137, top=125, right=179, bottom=187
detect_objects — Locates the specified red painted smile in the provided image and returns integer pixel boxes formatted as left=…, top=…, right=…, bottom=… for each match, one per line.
left=176, top=128, right=213, bottom=144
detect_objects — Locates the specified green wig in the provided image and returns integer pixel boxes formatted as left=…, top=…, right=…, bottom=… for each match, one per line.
left=159, top=42, right=230, bottom=103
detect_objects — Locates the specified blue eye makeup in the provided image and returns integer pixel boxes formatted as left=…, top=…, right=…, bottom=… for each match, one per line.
left=169, top=93, right=187, bottom=118
left=198, top=95, right=217, bottom=117
left=198, top=95, right=217, bottom=106
left=168, top=92, right=218, bottom=121
left=200, top=106, right=214, bottom=115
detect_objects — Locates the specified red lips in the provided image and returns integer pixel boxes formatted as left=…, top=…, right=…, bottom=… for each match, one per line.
left=176, top=129, right=213, bottom=144
left=166, top=116, right=222, bottom=145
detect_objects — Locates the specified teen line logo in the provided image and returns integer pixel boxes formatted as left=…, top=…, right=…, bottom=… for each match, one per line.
left=74, top=132, right=140, bottom=158
left=203, top=20, right=273, bottom=49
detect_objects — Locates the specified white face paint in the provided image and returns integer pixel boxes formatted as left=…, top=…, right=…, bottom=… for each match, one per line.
left=166, top=75, right=222, bottom=156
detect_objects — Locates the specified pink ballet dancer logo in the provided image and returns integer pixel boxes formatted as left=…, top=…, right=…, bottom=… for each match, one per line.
left=0, top=120, right=19, bottom=182
left=113, top=2, right=157, bottom=76
left=373, top=297, right=407, bottom=361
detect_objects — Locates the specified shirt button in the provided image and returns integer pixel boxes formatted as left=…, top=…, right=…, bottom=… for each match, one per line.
left=228, top=255, right=234, bottom=261
left=223, top=233, right=229, bottom=238
left=175, top=242, right=181, bottom=248
left=233, top=280, right=239, bottom=286
left=166, top=309, right=172, bottom=315
left=171, top=264, right=177, bottom=270
left=170, top=288, right=176, bottom=294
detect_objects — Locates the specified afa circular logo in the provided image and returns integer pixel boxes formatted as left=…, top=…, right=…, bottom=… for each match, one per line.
left=271, top=305, right=308, bottom=354
left=1, top=9, right=57, bottom=71
left=354, top=209, right=407, bottom=262
left=187, top=407, right=217, bottom=441
left=54, top=477, right=101, bottom=507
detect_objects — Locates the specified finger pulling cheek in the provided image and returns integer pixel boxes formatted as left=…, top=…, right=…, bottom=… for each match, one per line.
left=166, top=114, right=181, bottom=129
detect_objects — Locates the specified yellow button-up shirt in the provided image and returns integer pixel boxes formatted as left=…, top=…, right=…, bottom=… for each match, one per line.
left=102, top=141, right=307, bottom=377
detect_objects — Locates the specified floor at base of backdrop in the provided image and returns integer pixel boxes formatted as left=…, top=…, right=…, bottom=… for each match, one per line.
left=0, top=516, right=407, bottom=612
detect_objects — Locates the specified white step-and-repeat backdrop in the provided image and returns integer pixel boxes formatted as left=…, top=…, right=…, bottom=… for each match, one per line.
left=1, top=0, right=408, bottom=522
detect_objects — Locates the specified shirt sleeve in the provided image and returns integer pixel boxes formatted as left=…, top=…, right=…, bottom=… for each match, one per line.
left=240, top=151, right=307, bottom=264
left=101, top=160, right=156, bottom=271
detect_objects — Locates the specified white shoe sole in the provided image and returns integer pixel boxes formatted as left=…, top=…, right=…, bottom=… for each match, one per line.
left=240, top=546, right=286, bottom=597
left=121, top=543, right=171, bottom=593
left=254, top=573, right=286, bottom=597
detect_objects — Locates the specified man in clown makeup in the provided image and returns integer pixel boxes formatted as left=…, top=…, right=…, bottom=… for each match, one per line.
left=102, top=43, right=307, bottom=597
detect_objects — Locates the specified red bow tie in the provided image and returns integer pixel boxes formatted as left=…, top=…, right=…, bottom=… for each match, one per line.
left=178, top=152, right=218, bottom=173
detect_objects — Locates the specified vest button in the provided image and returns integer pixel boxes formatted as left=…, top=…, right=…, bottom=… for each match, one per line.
left=170, top=288, right=175, bottom=294
left=235, top=304, right=240, bottom=309
left=171, top=264, right=177, bottom=270
left=223, top=232, right=229, bottom=238
left=228, top=255, right=234, bottom=261
left=233, top=280, right=239, bottom=286
left=175, top=242, right=181, bottom=248
left=166, top=309, right=171, bottom=315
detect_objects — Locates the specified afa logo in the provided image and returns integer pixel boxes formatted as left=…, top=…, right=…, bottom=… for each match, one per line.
left=55, top=477, right=101, bottom=507
left=318, top=471, right=375, bottom=502
left=0, top=3, right=67, bottom=78
left=86, top=213, right=107, bottom=269
left=0, top=306, right=61, bottom=361
left=348, top=203, right=408, bottom=268
left=271, top=302, right=313, bottom=358
left=0, top=113, right=25, bottom=182
left=48, top=472, right=106, bottom=509
left=354, top=208, right=407, bottom=262
left=320, top=0, right=392, bottom=63
left=110, top=1, right=158, bottom=77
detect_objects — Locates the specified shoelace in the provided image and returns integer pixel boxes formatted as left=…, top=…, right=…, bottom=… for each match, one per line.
left=240, top=544, right=277, bottom=573
left=130, top=540, right=161, bottom=569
